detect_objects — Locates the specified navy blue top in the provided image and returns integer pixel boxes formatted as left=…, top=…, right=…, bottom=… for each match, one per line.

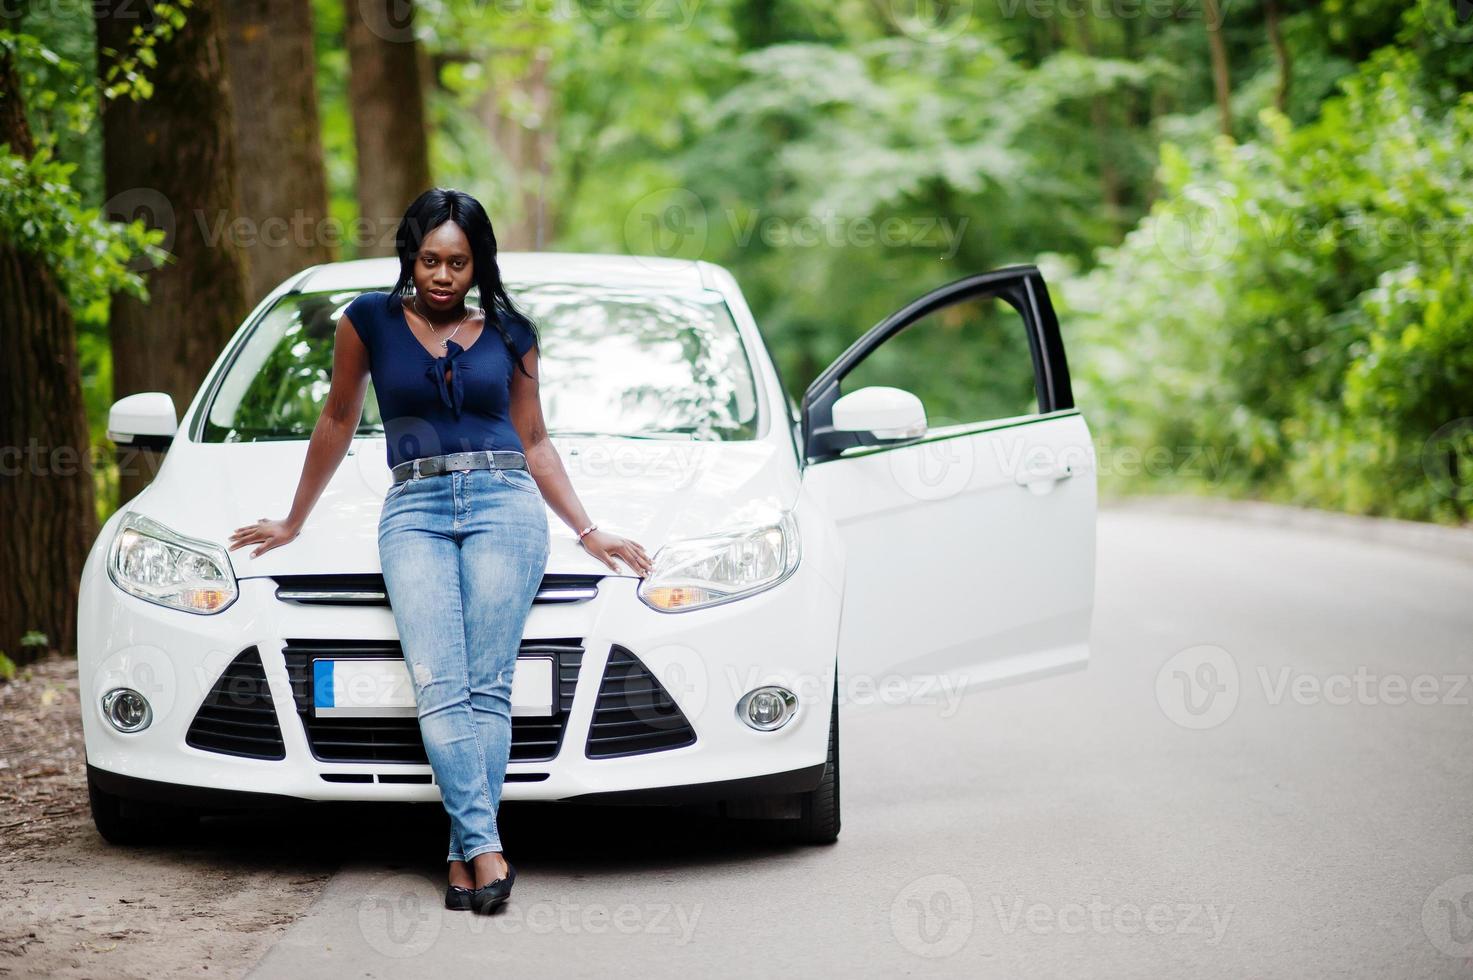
left=344, top=290, right=538, bottom=470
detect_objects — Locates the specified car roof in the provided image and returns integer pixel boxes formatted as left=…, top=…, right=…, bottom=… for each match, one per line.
left=294, top=251, right=712, bottom=293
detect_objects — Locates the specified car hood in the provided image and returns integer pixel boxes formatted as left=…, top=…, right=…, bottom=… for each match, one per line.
left=125, top=437, right=799, bottom=579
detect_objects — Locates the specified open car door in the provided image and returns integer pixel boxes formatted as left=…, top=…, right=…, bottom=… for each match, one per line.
left=800, top=265, right=1095, bottom=702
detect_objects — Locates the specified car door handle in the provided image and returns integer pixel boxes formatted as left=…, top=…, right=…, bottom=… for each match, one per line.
left=1014, top=461, right=1074, bottom=487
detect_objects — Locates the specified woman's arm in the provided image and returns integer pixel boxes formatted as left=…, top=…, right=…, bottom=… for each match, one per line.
left=509, top=346, right=653, bottom=577
left=227, top=314, right=371, bottom=559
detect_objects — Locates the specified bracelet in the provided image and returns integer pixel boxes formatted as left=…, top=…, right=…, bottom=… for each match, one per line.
left=576, top=523, right=598, bottom=542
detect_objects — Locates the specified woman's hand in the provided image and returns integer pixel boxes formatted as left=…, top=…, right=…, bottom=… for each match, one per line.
left=579, top=529, right=654, bottom=577
left=228, top=518, right=302, bottom=559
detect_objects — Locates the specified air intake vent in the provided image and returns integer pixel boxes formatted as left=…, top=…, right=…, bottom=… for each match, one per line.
left=282, top=638, right=584, bottom=764
left=273, top=573, right=601, bottom=606
left=185, top=646, right=286, bottom=760
left=586, top=645, right=697, bottom=759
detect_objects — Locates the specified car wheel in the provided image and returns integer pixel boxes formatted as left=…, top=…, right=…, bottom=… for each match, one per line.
left=740, top=678, right=841, bottom=845
left=87, top=767, right=199, bottom=846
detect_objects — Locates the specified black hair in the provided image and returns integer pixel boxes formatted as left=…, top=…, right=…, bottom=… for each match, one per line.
left=386, top=187, right=539, bottom=379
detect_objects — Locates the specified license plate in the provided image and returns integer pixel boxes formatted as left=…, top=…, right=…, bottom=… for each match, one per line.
left=312, top=657, right=555, bottom=718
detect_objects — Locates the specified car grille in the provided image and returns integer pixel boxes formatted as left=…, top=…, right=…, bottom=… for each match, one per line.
left=272, top=573, right=601, bottom=606
left=185, top=646, right=287, bottom=760
left=280, top=638, right=584, bottom=764
left=586, top=644, right=697, bottom=759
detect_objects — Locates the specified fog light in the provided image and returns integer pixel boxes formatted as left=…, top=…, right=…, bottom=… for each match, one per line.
left=101, top=688, right=152, bottom=732
left=737, top=686, right=797, bottom=731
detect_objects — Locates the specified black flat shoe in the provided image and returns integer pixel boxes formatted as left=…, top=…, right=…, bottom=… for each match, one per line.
left=470, top=860, right=516, bottom=915
left=445, top=883, right=474, bottom=911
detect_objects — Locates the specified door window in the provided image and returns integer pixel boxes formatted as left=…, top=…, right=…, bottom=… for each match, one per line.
left=839, top=292, right=1040, bottom=433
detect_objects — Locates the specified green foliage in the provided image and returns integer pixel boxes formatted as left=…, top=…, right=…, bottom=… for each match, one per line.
left=0, top=140, right=166, bottom=319
left=95, top=1, right=193, bottom=102
left=1, top=29, right=94, bottom=138
left=6, top=4, right=103, bottom=203
left=1059, top=44, right=1473, bottom=523
left=4, top=16, right=180, bottom=523
left=0, top=30, right=167, bottom=320
left=9, top=0, right=1465, bottom=528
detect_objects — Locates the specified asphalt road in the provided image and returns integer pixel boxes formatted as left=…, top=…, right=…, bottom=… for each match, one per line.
left=241, top=508, right=1473, bottom=978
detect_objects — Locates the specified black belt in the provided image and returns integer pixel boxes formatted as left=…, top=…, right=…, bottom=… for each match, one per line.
left=390, top=450, right=527, bottom=483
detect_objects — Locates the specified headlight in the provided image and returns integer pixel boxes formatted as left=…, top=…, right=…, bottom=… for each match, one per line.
left=106, top=512, right=238, bottom=614
left=637, top=510, right=800, bottom=613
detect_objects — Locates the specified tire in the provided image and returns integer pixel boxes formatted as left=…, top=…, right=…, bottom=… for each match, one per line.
left=87, top=767, right=199, bottom=846
left=746, top=678, right=841, bottom=845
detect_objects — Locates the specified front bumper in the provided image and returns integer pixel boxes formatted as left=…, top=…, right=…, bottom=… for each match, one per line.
left=86, top=760, right=830, bottom=811
left=78, top=536, right=840, bottom=808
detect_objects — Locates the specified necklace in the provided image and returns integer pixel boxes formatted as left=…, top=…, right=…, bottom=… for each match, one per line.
left=411, top=294, right=477, bottom=353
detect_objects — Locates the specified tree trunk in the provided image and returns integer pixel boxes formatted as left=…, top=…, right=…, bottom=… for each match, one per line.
left=1202, top=0, right=1233, bottom=138
left=223, top=0, right=334, bottom=304
left=1265, top=0, right=1291, bottom=114
left=0, top=48, right=98, bottom=665
left=476, top=46, right=553, bottom=250
left=1073, top=14, right=1123, bottom=234
left=736, top=0, right=778, bottom=49
left=345, top=0, right=432, bottom=257
left=96, top=0, right=252, bottom=505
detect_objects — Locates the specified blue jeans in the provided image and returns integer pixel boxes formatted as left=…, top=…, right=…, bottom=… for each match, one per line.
left=377, top=465, right=550, bottom=864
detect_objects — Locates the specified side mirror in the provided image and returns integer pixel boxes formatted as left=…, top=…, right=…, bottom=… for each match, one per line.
left=107, top=392, right=178, bottom=451
left=802, top=381, right=928, bottom=462
left=831, top=386, right=927, bottom=441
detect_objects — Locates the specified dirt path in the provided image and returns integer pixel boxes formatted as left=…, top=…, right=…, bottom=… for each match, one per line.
left=0, top=653, right=334, bottom=979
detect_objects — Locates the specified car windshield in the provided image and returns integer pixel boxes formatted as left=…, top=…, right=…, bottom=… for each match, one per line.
left=200, top=282, right=761, bottom=442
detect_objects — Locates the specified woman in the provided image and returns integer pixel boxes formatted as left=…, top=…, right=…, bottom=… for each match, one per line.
left=226, top=188, right=654, bottom=915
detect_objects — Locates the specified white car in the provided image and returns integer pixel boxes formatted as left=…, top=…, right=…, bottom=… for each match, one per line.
left=79, top=253, right=1096, bottom=845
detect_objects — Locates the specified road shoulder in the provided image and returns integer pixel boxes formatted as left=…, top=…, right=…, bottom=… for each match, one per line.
left=1103, top=493, right=1473, bottom=565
